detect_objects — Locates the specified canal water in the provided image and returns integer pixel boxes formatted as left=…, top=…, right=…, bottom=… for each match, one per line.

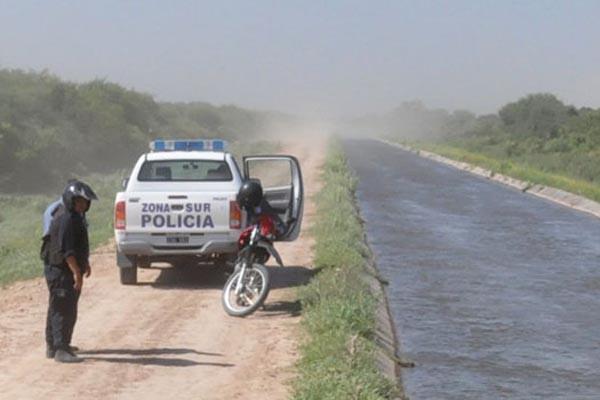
left=344, top=139, right=600, bottom=400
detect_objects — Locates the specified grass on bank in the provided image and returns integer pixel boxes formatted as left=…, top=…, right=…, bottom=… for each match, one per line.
left=410, top=141, right=600, bottom=203
left=293, top=140, right=399, bottom=400
left=0, top=140, right=281, bottom=287
left=0, top=172, right=123, bottom=286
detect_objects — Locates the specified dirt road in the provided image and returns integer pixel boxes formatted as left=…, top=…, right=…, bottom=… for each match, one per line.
left=0, top=140, right=324, bottom=400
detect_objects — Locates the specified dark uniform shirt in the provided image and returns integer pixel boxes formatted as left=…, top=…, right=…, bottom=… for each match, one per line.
left=48, top=210, right=89, bottom=272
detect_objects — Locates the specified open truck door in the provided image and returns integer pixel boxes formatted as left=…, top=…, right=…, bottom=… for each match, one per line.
left=243, top=155, right=303, bottom=241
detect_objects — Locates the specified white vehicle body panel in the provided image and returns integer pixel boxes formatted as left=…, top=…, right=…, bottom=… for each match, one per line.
left=113, top=145, right=304, bottom=270
left=115, top=151, right=243, bottom=259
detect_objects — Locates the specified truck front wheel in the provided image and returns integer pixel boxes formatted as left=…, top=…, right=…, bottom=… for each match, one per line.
left=120, top=266, right=137, bottom=285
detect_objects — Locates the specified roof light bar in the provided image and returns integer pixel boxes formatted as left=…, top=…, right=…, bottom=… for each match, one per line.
left=150, top=139, right=228, bottom=152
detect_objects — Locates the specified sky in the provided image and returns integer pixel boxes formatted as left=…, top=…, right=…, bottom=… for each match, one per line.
left=1, top=0, right=599, bottom=117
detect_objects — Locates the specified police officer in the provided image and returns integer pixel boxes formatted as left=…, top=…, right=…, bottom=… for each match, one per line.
left=44, top=181, right=97, bottom=363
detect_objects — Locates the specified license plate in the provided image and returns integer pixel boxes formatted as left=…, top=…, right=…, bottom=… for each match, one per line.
left=166, top=235, right=190, bottom=244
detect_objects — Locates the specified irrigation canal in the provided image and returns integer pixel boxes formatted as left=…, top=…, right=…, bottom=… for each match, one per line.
left=344, top=139, right=600, bottom=399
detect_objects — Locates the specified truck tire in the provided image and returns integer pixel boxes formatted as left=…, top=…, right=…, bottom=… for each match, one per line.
left=215, top=255, right=236, bottom=273
left=120, top=266, right=137, bottom=285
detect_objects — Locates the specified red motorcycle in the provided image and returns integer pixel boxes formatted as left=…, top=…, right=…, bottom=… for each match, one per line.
left=221, top=213, right=284, bottom=317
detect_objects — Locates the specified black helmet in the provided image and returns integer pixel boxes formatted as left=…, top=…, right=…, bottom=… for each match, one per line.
left=63, top=180, right=98, bottom=212
left=236, top=179, right=263, bottom=210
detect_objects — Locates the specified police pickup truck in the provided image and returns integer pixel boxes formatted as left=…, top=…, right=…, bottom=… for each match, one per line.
left=114, top=139, right=303, bottom=284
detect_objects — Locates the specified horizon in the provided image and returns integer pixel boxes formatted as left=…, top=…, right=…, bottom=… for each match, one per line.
left=1, top=1, right=599, bottom=118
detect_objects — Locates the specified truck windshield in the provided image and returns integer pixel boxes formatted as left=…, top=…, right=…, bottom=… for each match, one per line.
left=138, top=160, right=233, bottom=182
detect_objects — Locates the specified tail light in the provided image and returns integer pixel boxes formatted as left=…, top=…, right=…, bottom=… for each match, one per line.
left=115, top=201, right=126, bottom=230
left=230, top=200, right=241, bottom=229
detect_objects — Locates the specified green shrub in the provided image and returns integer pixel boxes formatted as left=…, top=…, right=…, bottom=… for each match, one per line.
left=0, top=68, right=292, bottom=193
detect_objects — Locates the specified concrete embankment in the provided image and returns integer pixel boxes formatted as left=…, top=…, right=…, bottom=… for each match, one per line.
left=352, top=161, right=410, bottom=397
left=364, top=251, right=409, bottom=399
left=352, top=162, right=407, bottom=396
left=379, top=139, right=600, bottom=220
left=297, top=140, right=404, bottom=399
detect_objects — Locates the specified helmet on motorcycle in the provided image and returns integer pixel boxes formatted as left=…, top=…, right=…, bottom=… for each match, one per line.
left=62, top=180, right=98, bottom=212
left=236, top=179, right=263, bottom=210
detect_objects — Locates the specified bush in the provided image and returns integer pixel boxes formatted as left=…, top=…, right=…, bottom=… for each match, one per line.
left=398, top=93, right=600, bottom=195
left=0, top=68, right=294, bottom=193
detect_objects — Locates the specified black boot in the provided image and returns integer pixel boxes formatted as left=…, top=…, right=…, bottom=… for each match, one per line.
left=54, top=349, right=83, bottom=363
left=46, top=347, right=56, bottom=359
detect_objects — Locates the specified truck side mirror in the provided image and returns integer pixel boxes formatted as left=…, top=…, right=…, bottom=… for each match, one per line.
left=122, top=177, right=129, bottom=190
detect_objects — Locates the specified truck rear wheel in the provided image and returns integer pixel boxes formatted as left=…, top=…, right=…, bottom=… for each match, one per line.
left=214, top=255, right=236, bottom=273
left=120, top=266, right=137, bottom=285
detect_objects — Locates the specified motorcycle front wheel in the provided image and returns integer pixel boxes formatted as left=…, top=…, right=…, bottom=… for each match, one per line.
left=222, top=263, right=270, bottom=317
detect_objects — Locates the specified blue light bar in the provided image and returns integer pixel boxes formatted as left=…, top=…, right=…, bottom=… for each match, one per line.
left=150, top=139, right=228, bottom=152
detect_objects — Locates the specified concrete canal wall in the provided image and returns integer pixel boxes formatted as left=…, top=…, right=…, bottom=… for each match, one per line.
left=379, top=139, right=600, bottom=220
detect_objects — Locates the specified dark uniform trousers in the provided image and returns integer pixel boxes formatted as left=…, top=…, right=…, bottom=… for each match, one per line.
left=44, top=264, right=80, bottom=351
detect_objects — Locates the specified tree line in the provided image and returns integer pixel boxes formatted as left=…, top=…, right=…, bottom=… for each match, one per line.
left=0, top=69, right=289, bottom=193
left=366, top=94, right=600, bottom=184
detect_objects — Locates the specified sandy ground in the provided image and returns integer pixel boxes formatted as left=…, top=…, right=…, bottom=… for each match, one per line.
left=0, top=139, right=324, bottom=400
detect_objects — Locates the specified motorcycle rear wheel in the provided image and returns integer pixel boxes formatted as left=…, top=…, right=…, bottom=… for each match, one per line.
left=222, top=263, right=270, bottom=317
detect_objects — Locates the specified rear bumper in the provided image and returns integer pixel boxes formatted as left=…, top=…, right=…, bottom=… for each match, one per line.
left=117, top=239, right=238, bottom=256
left=114, top=230, right=240, bottom=260
left=115, top=238, right=238, bottom=268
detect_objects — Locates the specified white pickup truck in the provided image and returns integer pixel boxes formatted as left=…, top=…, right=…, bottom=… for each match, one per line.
left=114, top=139, right=303, bottom=284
